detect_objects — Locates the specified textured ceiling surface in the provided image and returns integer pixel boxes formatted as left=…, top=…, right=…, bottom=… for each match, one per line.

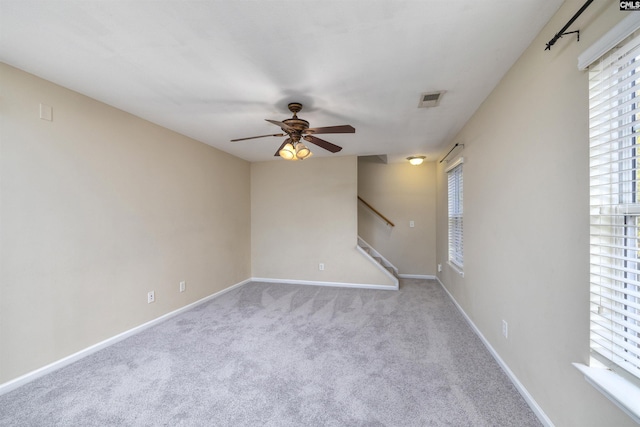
left=0, top=1, right=563, bottom=162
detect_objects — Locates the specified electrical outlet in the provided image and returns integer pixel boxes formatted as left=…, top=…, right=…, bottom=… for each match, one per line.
left=319, top=263, right=325, bottom=271
left=502, top=320, right=508, bottom=338
left=147, top=291, right=155, bottom=304
left=437, top=263, right=442, bottom=272
left=409, top=220, right=415, bottom=228
left=179, top=281, right=186, bottom=293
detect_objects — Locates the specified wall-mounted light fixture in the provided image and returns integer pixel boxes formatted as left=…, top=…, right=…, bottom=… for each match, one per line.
left=407, top=156, right=426, bottom=166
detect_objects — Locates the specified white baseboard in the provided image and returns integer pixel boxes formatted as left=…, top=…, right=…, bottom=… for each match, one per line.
left=0, top=278, right=252, bottom=396
left=434, top=276, right=554, bottom=427
left=252, top=277, right=398, bottom=291
left=398, top=274, right=436, bottom=280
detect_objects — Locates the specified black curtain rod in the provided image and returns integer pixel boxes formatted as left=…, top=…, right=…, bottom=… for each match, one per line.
left=439, top=143, right=462, bottom=163
left=545, top=0, right=593, bottom=51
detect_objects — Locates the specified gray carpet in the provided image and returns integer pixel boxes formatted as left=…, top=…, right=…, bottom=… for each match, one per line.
left=0, top=279, right=541, bottom=426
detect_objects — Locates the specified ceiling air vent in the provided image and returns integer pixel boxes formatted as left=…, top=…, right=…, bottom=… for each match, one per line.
left=418, top=91, right=445, bottom=108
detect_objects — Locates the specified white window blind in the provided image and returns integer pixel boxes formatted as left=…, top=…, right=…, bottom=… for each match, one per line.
left=447, top=160, right=463, bottom=269
left=589, top=30, right=640, bottom=381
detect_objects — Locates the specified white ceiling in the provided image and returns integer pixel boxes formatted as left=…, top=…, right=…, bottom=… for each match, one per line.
left=0, top=0, right=563, bottom=163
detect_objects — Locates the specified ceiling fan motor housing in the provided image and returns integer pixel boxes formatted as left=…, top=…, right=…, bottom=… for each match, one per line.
left=282, top=103, right=309, bottom=141
left=283, top=117, right=309, bottom=131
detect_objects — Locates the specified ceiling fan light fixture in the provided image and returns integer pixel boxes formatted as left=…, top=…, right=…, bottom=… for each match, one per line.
left=279, top=142, right=296, bottom=160
left=295, top=142, right=311, bottom=160
left=407, top=156, right=426, bottom=166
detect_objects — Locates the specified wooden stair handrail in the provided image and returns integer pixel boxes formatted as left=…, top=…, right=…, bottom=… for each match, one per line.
left=357, top=196, right=395, bottom=227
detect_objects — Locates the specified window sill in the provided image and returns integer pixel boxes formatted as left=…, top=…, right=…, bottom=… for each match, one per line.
left=448, top=261, right=464, bottom=278
left=573, top=363, right=640, bottom=424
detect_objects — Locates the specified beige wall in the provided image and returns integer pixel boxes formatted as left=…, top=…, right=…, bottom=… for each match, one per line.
left=6, top=3, right=636, bottom=423
left=436, top=1, right=634, bottom=425
left=0, top=63, right=251, bottom=383
left=358, top=157, right=436, bottom=275
left=251, top=156, right=394, bottom=286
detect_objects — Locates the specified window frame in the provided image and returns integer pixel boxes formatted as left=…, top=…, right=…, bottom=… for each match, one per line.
left=446, top=157, right=464, bottom=274
left=581, top=21, right=640, bottom=422
left=588, top=29, right=640, bottom=384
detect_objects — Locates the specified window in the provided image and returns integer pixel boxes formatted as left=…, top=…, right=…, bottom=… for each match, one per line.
left=589, top=30, right=640, bottom=381
left=447, top=158, right=463, bottom=271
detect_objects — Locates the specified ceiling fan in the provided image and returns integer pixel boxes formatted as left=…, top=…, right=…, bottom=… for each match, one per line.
left=231, top=102, right=355, bottom=160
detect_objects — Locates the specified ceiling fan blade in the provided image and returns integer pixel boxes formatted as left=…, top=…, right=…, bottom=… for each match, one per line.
left=274, top=138, right=291, bottom=157
left=304, top=125, right=355, bottom=135
left=265, top=119, right=294, bottom=132
left=303, top=135, right=343, bottom=153
left=231, top=133, right=284, bottom=142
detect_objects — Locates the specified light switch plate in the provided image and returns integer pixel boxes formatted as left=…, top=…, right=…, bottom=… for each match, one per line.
left=39, top=103, right=52, bottom=121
